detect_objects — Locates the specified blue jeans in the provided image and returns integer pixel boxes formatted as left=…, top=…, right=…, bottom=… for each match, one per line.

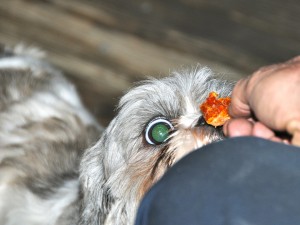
left=135, top=137, right=300, bottom=225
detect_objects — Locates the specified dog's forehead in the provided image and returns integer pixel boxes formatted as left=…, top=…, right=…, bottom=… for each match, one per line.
left=119, top=75, right=206, bottom=119
left=117, top=68, right=232, bottom=128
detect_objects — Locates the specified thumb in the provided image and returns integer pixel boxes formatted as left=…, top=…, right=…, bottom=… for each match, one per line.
left=229, top=78, right=251, bottom=118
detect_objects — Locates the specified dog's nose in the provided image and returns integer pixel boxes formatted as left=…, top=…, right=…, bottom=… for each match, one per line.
left=196, top=116, right=224, bottom=134
left=197, top=116, right=208, bottom=126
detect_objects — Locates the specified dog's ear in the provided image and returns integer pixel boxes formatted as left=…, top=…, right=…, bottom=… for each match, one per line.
left=78, top=185, right=114, bottom=225
left=78, top=134, right=115, bottom=225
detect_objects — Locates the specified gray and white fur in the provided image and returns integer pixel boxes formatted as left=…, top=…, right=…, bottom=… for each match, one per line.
left=79, top=66, right=233, bottom=224
left=0, top=45, right=233, bottom=225
left=0, top=45, right=102, bottom=225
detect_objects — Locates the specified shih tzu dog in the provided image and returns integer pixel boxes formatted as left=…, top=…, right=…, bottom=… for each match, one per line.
left=0, top=45, right=233, bottom=225
left=0, top=45, right=102, bottom=225
left=79, top=65, right=233, bottom=224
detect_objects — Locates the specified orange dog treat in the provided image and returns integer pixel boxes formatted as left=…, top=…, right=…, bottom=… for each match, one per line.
left=200, top=92, right=231, bottom=127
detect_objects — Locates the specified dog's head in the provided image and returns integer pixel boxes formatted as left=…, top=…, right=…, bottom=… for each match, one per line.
left=79, top=67, right=233, bottom=225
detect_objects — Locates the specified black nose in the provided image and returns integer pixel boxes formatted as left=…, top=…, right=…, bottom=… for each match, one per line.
left=197, top=116, right=224, bottom=133
left=197, top=116, right=208, bottom=126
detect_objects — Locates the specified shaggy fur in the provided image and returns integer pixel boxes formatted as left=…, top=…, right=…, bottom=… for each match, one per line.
left=79, top=67, right=233, bottom=225
left=0, top=45, right=233, bottom=225
left=0, top=45, right=102, bottom=225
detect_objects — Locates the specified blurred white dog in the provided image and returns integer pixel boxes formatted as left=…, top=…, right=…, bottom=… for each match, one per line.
left=0, top=45, right=233, bottom=225
left=0, top=45, right=101, bottom=225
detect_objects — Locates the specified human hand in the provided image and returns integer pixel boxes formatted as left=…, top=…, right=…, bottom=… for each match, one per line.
left=223, top=56, right=300, bottom=146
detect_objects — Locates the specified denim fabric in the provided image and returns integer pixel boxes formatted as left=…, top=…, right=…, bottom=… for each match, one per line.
left=135, top=137, right=300, bottom=225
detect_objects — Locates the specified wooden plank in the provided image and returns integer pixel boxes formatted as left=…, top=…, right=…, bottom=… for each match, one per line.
left=84, top=0, right=300, bottom=69
left=0, top=0, right=244, bottom=77
left=0, top=0, right=299, bottom=124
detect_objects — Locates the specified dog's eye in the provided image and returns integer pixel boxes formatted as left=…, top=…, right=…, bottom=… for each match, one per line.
left=145, top=117, right=174, bottom=145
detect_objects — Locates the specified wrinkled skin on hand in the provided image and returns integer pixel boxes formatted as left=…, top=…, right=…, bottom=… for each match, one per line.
left=223, top=56, right=300, bottom=146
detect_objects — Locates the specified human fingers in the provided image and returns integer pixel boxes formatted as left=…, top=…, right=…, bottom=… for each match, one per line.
left=228, top=78, right=251, bottom=118
left=252, top=123, right=291, bottom=144
left=223, top=118, right=253, bottom=137
left=224, top=119, right=291, bottom=144
left=228, top=56, right=299, bottom=119
left=228, top=63, right=280, bottom=118
left=228, top=61, right=282, bottom=118
left=224, top=119, right=275, bottom=139
left=230, top=57, right=300, bottom=131
left=252, top=122, right=277, bottom=140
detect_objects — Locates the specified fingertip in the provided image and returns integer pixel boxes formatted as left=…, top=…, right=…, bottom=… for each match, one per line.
left=225, top=118, right=253, bottom=137
left=252, top=122, right=275, bottom=139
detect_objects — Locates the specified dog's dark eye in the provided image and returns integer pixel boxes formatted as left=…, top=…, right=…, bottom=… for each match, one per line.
left=145, top=117, right=174, bottom=145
